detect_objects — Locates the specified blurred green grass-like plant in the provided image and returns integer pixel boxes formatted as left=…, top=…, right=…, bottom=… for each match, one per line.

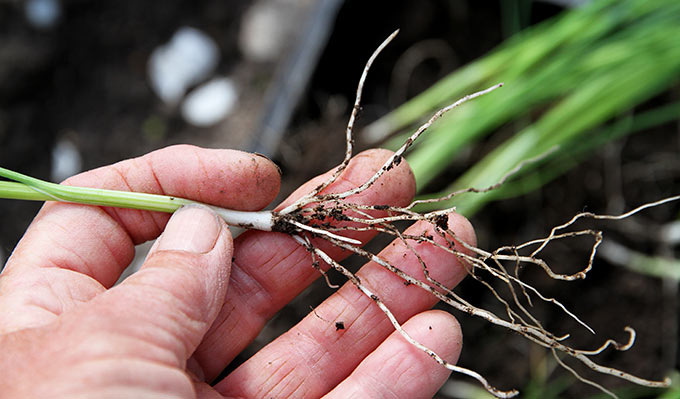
left=366, top=0, right=680, bottom=216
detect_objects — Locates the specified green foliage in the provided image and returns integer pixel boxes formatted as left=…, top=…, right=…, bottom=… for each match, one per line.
left=368, top=0, right=680, bottom=216
left=0, top=167, right=193, bottom=213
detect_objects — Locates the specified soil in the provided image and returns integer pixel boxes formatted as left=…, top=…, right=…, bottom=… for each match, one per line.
left=1, top=1, right=678, bottom=398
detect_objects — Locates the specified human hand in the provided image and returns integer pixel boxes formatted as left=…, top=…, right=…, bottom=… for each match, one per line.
left=0, top=145, right=475, bottom=399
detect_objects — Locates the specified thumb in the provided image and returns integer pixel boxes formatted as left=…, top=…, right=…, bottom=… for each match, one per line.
left=80, top=205, right=233, bottom=367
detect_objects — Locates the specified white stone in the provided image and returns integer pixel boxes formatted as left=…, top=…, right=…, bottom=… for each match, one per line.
left=51, top=138, right=82, bottom=182
left=148, top=27, right=220, bottom=105
left=239, top=1, right=302, bottom=62
left=181, top=77, right=238, bottom=127
left=25, top=0, right=62, bottom=29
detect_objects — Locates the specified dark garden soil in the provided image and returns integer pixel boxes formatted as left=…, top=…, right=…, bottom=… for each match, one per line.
left=1, top=1, right=677, bottom=397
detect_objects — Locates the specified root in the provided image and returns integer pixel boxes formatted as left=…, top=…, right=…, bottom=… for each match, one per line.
left=266, top=32, right=675, bottom=398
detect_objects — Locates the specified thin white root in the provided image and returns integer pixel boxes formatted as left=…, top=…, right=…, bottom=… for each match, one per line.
left=317, top=83, right=504, bottom=204
left=530, top=195, right=680, bottom=257
left=278, top=30, right=401, bottom=216
left=296, top=235, right=520, bottom=398
left=288, top=219, right=362, bottom=245
left=358, top=280, right=520, bottom=399
left=575, top=326, right=635, bottom=355
left=293, top=190, right=676, bottom=397
left=551, top=348, right=619, bottom=399
left=407, top=146, right=559, bottom=209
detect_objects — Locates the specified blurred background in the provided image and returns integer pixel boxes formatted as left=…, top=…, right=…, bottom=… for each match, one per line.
left=1, top=0, right=679, bottom=397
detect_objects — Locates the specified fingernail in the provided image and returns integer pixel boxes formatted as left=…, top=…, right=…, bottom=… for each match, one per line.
left=156, top=205, right=221, bottom=253
left=253, top=152, right=282, bottom=176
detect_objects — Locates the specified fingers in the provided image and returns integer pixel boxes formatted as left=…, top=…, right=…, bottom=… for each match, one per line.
left=0, top=145, right=280, bottom=333
left=0, top=206, right=233, bottom=398
left=65, top=206, right=232, bottom=370
left=192, top=148, right=416, bottom=381
left=323, top=311, right=462, bottom=399
left=215, top=212, right=474, bottom=398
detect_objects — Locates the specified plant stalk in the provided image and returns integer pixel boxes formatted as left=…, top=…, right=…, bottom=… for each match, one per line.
left=0, top=167, right=274, bottom=231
